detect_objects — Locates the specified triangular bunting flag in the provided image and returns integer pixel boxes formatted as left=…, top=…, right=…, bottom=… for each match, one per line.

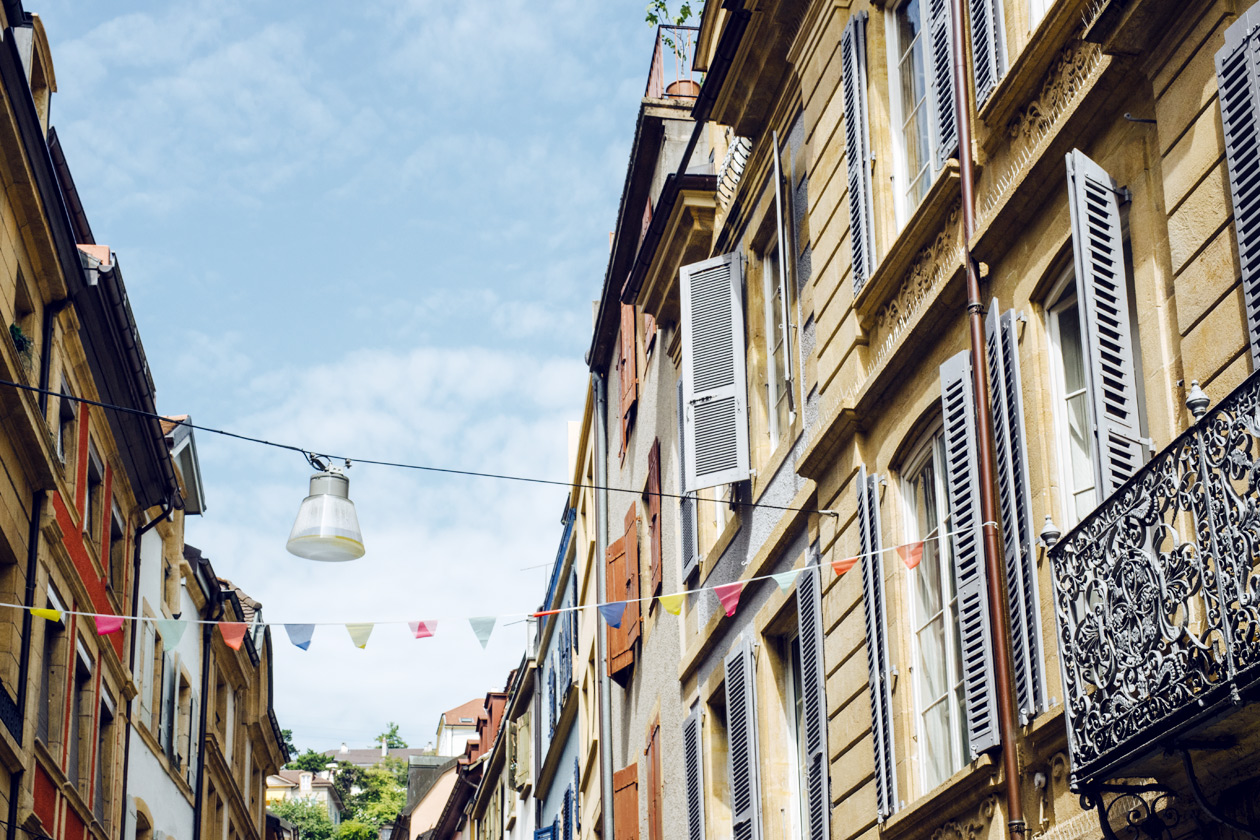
left=832, top=555, right=858, bottom=576
left=469, top=617, right=496, bottom=649
left=533, top=609, right=562, bottom=618
left=409, top=621, right=436, bottom=639
left=714, top=582, right=745, bottom=617
left=94, top=615, right=124, bottom=636
left=598, top=602, right=627, bottom=628
left=31, top=608, right=61, bottom=623
left=155, top=618, right=187, bottom=647
left=657, top=593, right=685, bottom=615
left=346, top=623, right=374, bottom=649
left=285, top=624, right=315, bottom=651
left=219, top=622, right=249, bottom=650
left=771, top=571, right=799, bottom=593
left=899, top=541, right=925, bottom=570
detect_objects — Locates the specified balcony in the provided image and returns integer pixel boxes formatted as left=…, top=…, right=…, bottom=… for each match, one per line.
left=1049, top=371, right=1260, bottom=831
left=644, top=25, right=700, bottom=101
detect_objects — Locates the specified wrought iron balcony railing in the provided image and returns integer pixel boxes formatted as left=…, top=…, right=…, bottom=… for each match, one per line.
left=1049, top=370, right=1260, bottom=790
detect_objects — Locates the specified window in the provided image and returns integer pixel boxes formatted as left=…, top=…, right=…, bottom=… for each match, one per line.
left=108, top=503, right=126, bottom=594
left=69, top=646, right=92, bottom=790
left=1047, top=279, right=1097, bottom=524
left=177, top=674, right=192, bottom=771
left=762, top=245, right=791, bottom=447
left=86, top=444, right=104, bottom=544
left=55, top=382, right=76, bottom=465
left=891, top=0, right=933, bottom=213
left=151, top=634, right=166, bottom=734
left=905, top=432, right=967, bottom=790
left=784, top=634, right=808, bottom=840
left=10, top=270, right=37, bottom=378
left=37, top=589, right=67, bottom=747
left=95, top=695, right=115, bottom=826
left=1029, top=0, right=1051, bottom=27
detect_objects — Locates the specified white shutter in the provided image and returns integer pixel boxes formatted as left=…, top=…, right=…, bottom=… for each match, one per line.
left=683, top=705, right=705, bottom=840
left=795, top=564, right=829, bottom=840
left=926, top=0, right=959, bottom=170
left=856, top=467, right=896, bottom=821
left=139, top=622, right=154, bottom=725
left=1066, top=149, right=1146, bottom=497
left=938, top=351, right=1000, bottom=758
left=187, top=691, right=200, bottom=786
left=681, top=252, right=750, bottom=492
left=160, top=651, right=176, bottom=754
left=985, top=304, right=1046, bottom=723
left=842, top=12, right=876, bottom=295
left=970, top=0, right=1006, bottom=108
left=724, top=638, right=760, bottom=840
left=678, top=380, right=700, bottom=579
left=1217, top=7, right=1260, bottom=370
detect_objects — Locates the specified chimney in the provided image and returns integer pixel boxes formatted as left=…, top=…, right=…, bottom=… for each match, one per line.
left=381, top=736, right=387, bottom=758
left=340, top=742, right=348, bottom=753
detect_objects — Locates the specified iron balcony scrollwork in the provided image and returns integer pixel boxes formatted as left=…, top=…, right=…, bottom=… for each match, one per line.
left=1049, top=370, right=1260, bottom=788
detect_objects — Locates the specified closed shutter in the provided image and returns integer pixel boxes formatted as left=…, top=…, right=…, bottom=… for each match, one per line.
left=683, top=705, right=705, bottom=840
left=187, top=691, right=199, bottom=786
left=1218, top=7, right=1260, bottom=370
left=517, top=711, right=532, bottom=791
left=562, top=787, right=572, bottom=840
left=926, top=0, right=959, bottom=170
left=856, top=467, right=897, bottom=820
left=573, top=757, right=581, bottom=834
left=160, top=651, right=177, bottom=754
left=647, top=439, right=663, bottom=596
left=985, top=304, right=1046, bottom=722
left=841, top=12, right=876, bottom=295
left=939, top=352, right=1000, bottom=757
left=613, top=764, right=639, bottom=840
left=795, top=565, right=829, bottom=840
left=620, top=303, right=639, bottom=458
left=139, top=622, right=154, bottom=726
left=647, top=722, right=662, bottom=840
left=970, top=0, right=1006, bottom=107
left=677, top=381, right=699, bottom=579
left=1066, top=149, right=1146, bottom=496
left=606, top=535, right=632, bottom=681
left=724, top=639, right=760, bottom=840
left=623, top=505, right=642, bottom=652
left=680, top=252, right=751, bottom=492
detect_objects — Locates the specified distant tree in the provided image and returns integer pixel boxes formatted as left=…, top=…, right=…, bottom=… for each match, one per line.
left=269, top=799, right=334, bottom=840
left=379, top=723, right=408, bottom=749
left=645, top=1, right=692, bottom=26
left=334, top=822, right=377, bottom=840
left=281, top=729, right=298, bottom=759
left=331, top=761, right=365, bottom=810
left=287, top=748, right=331, bottom=773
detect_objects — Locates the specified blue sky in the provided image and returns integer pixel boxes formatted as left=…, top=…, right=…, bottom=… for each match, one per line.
left=38, top=0, right=658, bottom=753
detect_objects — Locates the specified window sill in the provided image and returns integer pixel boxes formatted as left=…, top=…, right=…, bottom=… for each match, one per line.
left=855, top=162, right=961, bottom=332
left=879, top=752, right=1000, bottom=840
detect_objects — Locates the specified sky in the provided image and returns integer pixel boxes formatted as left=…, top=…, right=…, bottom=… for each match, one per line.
left=37, top=0, right=660, bottom=754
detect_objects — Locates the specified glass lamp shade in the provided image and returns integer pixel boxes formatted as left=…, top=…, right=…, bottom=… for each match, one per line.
left=286, top=470, right=365, bottom=562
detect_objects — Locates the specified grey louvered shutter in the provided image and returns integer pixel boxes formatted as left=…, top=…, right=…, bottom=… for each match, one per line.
left=985, top=304, right=1046, bottom=723
left=970, top=0, right=1006, bottom=108
left=1217, top=8, right=1260, bottom=371
left=680, top=252, right=750, bottom=492
left=187, top=691, right=199, bottom=786
left=160, top=651, right=176, bottom=754
left=856, top=467, right=896, bottom=820
left=927, top=0, right=959, bottom=170
left=939, top=352, right=1000, bottom=757
left=842, top=12, right=876, bottom=295
left=795, top=565, right=829, bottom=840
left=724, top=639, right=760, bottom=840
left=1066, top=149, right=1147, bottom=496
left=678, top=380, right=699, bottom=579
left=683, top=705, right=705, bottom=840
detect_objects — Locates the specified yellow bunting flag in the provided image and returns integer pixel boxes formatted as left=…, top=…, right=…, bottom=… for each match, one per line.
left=658, top=593, right=685, bottom=615
left=346, top=623, right=374, bottom=649
left=31, top=608, right=61, bottom=623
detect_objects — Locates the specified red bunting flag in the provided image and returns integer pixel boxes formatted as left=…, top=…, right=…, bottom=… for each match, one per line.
left=219, top=622, right=249, bottom=650
left=899, top=541, right=925, bottom=569
left=714, top=582, right=745, bottom=617
left=94, top=615, right=124, bottom=636
left=409, top=621, right=436, bottom=639
left=831, top=556, right=858, bottom=576
left=533, top=609, right=562, bottom=618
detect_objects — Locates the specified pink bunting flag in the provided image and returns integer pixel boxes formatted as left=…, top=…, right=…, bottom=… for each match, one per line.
left=899, top=541, right=925, bottom=570
left=409, top=621, right=436, bottom=639
left=94, top=615, right=124, bottom=636
left=832, top=556, right=858, bottom=576
left=714, top=582, right=745, bottom=617
left=219, top=622, right=249, bottom=650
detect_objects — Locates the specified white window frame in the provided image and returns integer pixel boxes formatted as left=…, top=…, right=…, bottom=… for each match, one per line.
left=1029, top=0, right=1051, bottom=28
left=885, top=0, right=937, bottom=227
left=783, top=631, right=807, bottom=840
left=762, top=243, right=789, bottom=449
left=1044, top=267, right=1096, bottom=530
left=901, top=425, right=967, bottom=792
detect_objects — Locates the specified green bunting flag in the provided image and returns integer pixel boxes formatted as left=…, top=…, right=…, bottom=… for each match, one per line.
left=469, top=617, right=496, bottom=649
left=771, top=571, right=798, bottom=593
left=155, top=618, right=187, bottom=647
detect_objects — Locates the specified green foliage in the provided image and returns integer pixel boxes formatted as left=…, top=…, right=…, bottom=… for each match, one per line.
left=351, top=760, right=407, bottom=827
left=645, top=1, right=692, bottom=26
left=334, top=822, right=377, bottom=840
left=287, top=748, right=331, bottom=773
left=269, top=799, right=335, bottom=840
left=379, top=723, right=408, bottom=749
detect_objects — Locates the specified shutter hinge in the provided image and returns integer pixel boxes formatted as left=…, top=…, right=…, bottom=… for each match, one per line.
left=1116, top=186, right=1132, bottom=204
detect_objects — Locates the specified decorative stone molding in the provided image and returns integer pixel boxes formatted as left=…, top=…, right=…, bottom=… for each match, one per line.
left=929, top=796, right=998, bottom=840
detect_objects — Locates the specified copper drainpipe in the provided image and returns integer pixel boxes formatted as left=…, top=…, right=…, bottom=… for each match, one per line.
left=947, top=2, right=1026, bottom=839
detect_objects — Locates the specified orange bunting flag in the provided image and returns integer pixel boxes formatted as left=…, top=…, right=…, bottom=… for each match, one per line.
left=831, top=556, right=858, bottom=576
left=533, top=609, right=562, bottom=618
left=714, top=582, right=745, bottom=617
left=219, top=622, right=249, bottom=650
left=899, top=541, right=925, bottom=570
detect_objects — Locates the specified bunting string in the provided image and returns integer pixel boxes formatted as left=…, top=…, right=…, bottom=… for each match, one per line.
left=4, top=522, right=997, bottom=649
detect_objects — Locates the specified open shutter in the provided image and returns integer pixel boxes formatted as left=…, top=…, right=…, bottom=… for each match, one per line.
left=842, top=12, right=876, bottom=294
left=725, top=639, right=760, bottom=840
left=624, top=505, right=642, bottom=651
left=939, top=352, right=1000, bottom=757
left=680, top=252, right=750, bottom=492
left=613, top=764, right=639, bottom=840
left=160, top=651, right=176, bottom=754
left=1066, top=149, right=1146, bottom=497
left=606, top=536, right=632, bottom=681
left=796, top=565, right=829, bottom=840
left=139, top=622, right=154, bottom=726
left=574, top=757, right=581, bottom=834
left=678, top=381, right=700, bottom=579
left=621, top=303, right=639, bottom=434
left=683, top=705, right=705, bottom=840
left=647, top=439, right=663, bottom=596
left=647, top=722, right=662, bottom=840
left=856, top=467, right=896, bottom=820
left=535, top=828, right=556, bottom=840
left=1218, top=9, right=1260, bottom=370
left=186, top=691, right=199, bottom=786
left=970, top=0, right=1006, bottom=107
left=926, top=0, right=958, bottom=170
left=985, top=305, right=1046, bottom=722
left=517, top=711, right=532, bottom=792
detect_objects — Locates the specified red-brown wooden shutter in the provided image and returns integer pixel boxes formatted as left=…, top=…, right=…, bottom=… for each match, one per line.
left=619, top=304, right=639, bottom=459
left=646, top=439, right=662, bottom=597
left=606, top=536, right=630, bottom=680
left=647, top=722, right=662, bottom=840
left=623, top=504, right=641, bottom=650
left=613, top=764, right=639, bottom=840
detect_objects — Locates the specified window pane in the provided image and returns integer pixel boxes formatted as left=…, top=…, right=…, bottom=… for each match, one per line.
left=922, top=699, right=953, bottom=789
left=1059, top=300, right=1086, bottom=394
left=915, top=615, right=948, bottom=701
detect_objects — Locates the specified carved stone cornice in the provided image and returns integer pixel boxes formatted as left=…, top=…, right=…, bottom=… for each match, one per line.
left=930, top=797, right=998, bottom=840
